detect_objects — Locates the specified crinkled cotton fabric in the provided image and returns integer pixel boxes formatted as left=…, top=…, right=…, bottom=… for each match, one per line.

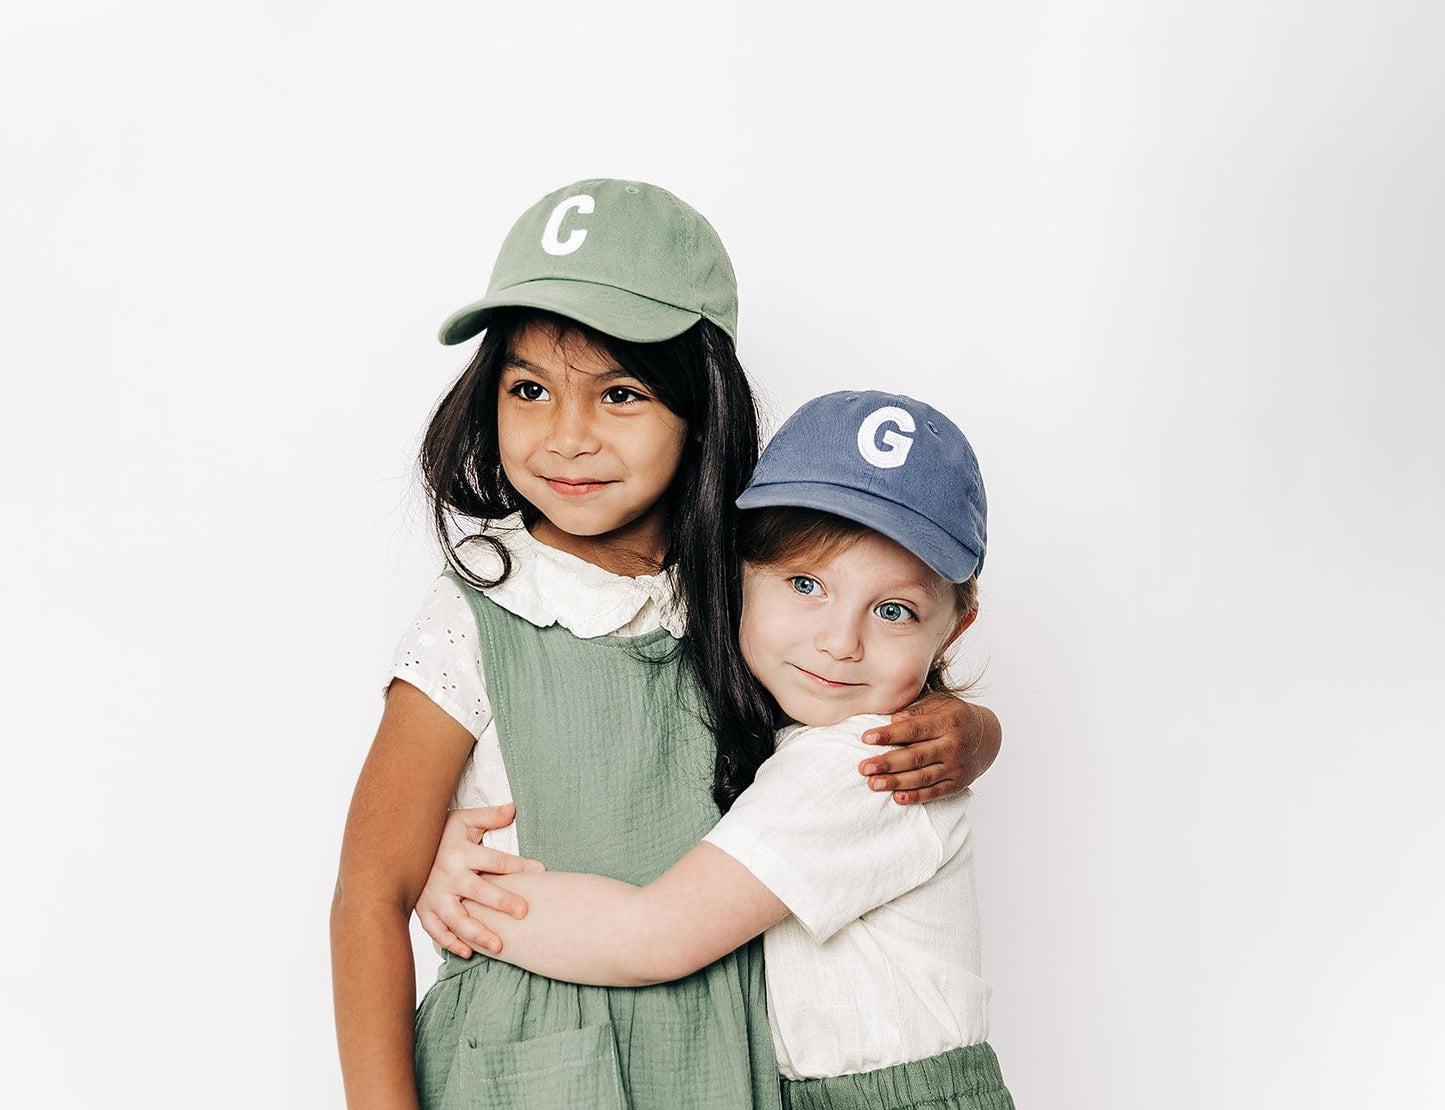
left=412, top=573, right=779, bottom=1110
left=386, top=514, right=684, bottom=857
left=780, top=1044, right=1013, bottom=1110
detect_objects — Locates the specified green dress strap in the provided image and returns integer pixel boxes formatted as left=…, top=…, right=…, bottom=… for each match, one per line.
left=414, top=572, right=780, bottom=1110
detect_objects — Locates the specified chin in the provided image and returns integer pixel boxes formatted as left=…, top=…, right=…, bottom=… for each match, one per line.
left=774, top=694, right=857, bottom=729
left=539, top=499, right=633, bottom=537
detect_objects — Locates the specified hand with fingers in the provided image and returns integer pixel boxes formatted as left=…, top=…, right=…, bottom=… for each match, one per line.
left=413, top=803, right=546, bottom=959
left=857, top=691, right=1003, bottom=805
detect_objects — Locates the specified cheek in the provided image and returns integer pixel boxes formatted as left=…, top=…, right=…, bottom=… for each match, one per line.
left=738, top=624, right=759, bottom=676
left=496, top=430, right=528, bottom=486
left=738, top=604, right=764, bottom=671
left=640, top=414, right=687, bottom=482
left=495, top=404, right=528, bottom=466
left=872, top=638, right=935, bottom=696
left=739, top=598, right=785, bottom=672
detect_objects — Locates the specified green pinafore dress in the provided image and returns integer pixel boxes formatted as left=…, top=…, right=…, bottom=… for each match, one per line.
left=413, top=573, right=781, bottom=1110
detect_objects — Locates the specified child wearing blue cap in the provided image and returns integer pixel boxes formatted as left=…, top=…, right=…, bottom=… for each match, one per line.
left=435, top=390, right=1015, bottom=1109
left=333, top=177, right=1005, bottom=1110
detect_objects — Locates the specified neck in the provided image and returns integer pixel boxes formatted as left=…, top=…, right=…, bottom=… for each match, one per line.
left=529, top=504, right=671, bottom=578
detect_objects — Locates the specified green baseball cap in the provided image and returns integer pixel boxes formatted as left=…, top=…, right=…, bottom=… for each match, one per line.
left=439, top=178, right=739, bottom=345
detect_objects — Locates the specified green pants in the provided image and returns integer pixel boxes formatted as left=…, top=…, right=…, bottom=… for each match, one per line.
left=780, top=1043, right=1014, bottom=1110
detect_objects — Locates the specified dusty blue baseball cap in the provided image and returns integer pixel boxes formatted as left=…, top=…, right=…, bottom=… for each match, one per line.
left=737, top=391, right=987, bottom=582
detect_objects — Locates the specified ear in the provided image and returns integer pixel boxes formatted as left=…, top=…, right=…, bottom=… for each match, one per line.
left=940, top=606, right=978, bottom=653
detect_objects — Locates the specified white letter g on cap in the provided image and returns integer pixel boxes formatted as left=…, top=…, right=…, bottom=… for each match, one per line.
left=541, top=194, right=595, bottom=256
left=857, top=406, right=916, bottom=468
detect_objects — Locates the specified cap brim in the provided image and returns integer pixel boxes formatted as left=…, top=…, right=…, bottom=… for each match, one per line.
left=438, top=279, right=702, bottom=345
left=736, top=481, right=982, bottom=582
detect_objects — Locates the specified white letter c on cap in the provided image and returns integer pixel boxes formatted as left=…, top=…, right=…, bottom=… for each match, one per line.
left=541, top=194, right=595, bottom=256
left=857, top=406, right=916, bottom=468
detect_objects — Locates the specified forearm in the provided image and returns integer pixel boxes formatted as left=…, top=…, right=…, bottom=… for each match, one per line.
left=330, top=889, right=421, bottom=1109
left=473, top=845, right=788, bottom=987
left=475, top=872, right=668, bottom=986
left=329, top=679, right=478, bottom=1108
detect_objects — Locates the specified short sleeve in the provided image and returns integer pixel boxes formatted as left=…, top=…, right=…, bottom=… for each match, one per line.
left=703, top=720, right=971, bottom=943
left=386, top=575, right=491, bottom=740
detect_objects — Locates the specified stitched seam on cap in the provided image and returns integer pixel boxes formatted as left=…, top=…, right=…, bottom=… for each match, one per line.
left=742, top=480, right=977, bottom=549
left=491, top=276, right=701, bottom=315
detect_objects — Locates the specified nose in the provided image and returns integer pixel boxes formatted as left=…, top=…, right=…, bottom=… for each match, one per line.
left=545, top=396, right=601, bottom=458
left=813, top=613, right=864, bottom=663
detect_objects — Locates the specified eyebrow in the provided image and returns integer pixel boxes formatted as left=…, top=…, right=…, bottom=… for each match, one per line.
left=776, top=563, right=941, bottom=603
left=873, top=577, right=941, bottom=598
left=502, top=357, right=636, bottom=383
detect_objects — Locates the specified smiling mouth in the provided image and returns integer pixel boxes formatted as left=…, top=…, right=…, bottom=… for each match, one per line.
left=789, top=664, right=864, bottom=689
left=543, top=477, right=616, bottom=497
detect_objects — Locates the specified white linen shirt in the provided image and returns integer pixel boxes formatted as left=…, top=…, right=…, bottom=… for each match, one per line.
left=385, top=515, right=685, bottom=858
left=704, top=714, right=991, bottom=1081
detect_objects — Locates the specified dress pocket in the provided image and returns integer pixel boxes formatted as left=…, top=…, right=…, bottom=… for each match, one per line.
left=445, top=1023, right=628, bottom=1110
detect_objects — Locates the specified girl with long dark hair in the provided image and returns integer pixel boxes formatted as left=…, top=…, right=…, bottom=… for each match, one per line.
left=330, top=179, right=1001, bottom=1109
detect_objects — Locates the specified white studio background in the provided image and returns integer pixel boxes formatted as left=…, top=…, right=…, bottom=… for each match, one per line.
left=2, top=3, right=1441, bottom=1107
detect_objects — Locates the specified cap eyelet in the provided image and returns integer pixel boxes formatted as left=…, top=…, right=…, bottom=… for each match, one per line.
left=926, top=420, right=940, bottom=436
left=624, top=185, right=641, bottom=194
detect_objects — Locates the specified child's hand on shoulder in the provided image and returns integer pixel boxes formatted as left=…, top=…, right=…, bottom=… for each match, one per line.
left=857, top=693, right=1002, bottom=805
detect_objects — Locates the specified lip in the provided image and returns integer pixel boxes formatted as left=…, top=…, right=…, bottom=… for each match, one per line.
left=543, top=477, right=616, bottom=497
left=789, top=663, right=864, bottom=690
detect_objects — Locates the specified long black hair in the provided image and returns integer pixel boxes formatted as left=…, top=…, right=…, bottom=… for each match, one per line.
left=418, top=307, right=775, bottom=812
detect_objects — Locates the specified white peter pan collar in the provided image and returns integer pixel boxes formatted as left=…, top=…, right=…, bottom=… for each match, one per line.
left=453, top=514, right=686, bottom=640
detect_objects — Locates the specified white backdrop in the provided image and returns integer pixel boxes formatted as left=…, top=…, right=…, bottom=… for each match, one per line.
left=3, top=3, right=1441, bottom=1107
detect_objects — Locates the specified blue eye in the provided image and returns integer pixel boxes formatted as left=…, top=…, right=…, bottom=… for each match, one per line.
left=790, top=576, right=821, bottom=597
left=512, top=381, right=548, bottom=401
left=602, top=385, right=646, bottom=405
left=875, top=601, right=916, bottom=623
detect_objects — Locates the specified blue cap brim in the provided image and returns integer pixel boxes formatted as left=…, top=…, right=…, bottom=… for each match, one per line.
left=736, top=480, right=983, bottom=582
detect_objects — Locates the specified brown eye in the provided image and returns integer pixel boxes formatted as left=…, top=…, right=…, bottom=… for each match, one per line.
left=602, top=386, right=646, bottom=405
left=512, top=381, right=547, bottom=401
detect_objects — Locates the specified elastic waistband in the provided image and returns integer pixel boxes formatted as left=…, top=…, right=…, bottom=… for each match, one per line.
left=434, top=949, right=491, bottom=983
left=781, top=1043, right=1014, bottom=1110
